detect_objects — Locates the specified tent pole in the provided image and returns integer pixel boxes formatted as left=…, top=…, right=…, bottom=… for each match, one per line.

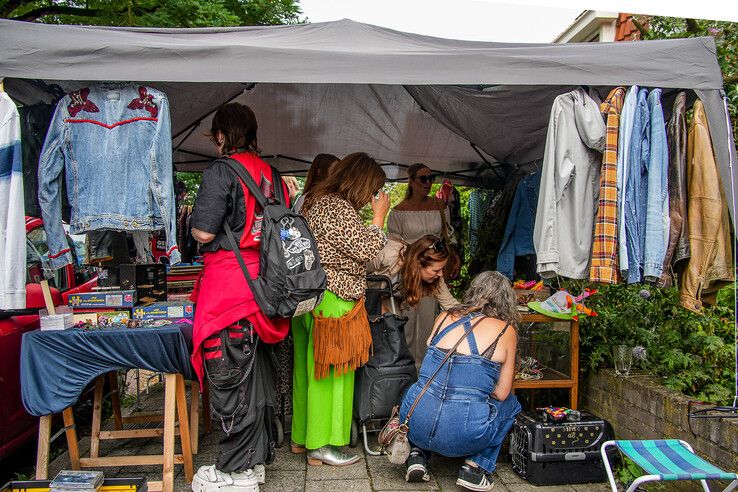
left=470, top=143, right=503, bottom=181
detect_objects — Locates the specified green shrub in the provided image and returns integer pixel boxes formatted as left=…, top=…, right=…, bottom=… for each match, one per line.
left=563, top=281, right=736, bottom=406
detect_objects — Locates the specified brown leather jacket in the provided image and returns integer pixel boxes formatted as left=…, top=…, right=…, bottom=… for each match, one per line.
left=679, top=100, right=734, bottom=312
left=658, top=92, right=690, bottom=287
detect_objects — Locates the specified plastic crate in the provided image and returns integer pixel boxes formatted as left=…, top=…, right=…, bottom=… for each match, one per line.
left=510, top=411, right=613, bottom=485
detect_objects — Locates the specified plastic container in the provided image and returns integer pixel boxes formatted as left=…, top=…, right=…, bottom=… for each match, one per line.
left=40, top=305, right=74, bottom=330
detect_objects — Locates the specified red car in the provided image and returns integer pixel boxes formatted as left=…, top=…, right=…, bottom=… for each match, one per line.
left=0, top=217, right=97, bottom=459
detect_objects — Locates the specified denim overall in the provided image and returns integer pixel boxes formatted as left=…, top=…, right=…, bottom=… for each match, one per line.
left=399, top=314, right=522, bottom=473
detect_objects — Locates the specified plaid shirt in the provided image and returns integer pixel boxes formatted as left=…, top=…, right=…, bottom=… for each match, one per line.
left=590, top=87, right=625, bottom=283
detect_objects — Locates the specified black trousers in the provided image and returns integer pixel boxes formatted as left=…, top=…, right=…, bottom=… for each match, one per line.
left=203, top=321, right=276, bottom=473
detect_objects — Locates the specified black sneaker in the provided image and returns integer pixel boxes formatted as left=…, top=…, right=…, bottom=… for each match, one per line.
left=405, top=450, right=430, bottom=482
left=456, top=463, right=494, bottom=491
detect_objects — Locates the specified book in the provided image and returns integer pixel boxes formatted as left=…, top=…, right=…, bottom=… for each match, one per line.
left=50, top=470, right=104, bottom=490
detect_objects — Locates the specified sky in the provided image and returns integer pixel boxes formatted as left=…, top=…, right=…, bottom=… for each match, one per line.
left=298, top=0, right=738, bottom=43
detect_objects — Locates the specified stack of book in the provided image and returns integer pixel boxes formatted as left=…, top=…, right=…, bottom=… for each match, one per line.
left=49, top=470, right=104, bottom=492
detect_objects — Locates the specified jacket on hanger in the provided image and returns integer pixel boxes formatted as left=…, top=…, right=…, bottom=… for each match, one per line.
left=38, top=83, right=180, bottom=269
left=534, top=88, right=605, bottom=279
left=642, top=88, right=670, bottom=282
left=0, top=92, right=26, bottom=309
left=680, top=100, right=734, bottom=312
left=497, top=169, right=541, bottom=279
left=658, top=92, right=689, bottom=287
left=616, top=86, right=639, bottom=282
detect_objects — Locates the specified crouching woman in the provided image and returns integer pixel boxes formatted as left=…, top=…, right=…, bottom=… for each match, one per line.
left=399, top=271, right=522, bottom=492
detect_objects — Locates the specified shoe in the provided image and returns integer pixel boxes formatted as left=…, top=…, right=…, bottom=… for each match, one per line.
left=290, top=442, right=306, bottom=454
left=456, top=463, right=494, bottom=491
left=306, top=445, right=359, bottom=466
left=405, top=449, right=430, bottom=482
left=249, top=464, right=265, bottom=485
left=230, top=469, right=260, bottom=490
left=192, top=465, right=259, bottom=492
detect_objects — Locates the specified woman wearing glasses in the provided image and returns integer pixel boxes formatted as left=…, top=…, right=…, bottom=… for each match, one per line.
left=384, top=164, right=458, bottom=367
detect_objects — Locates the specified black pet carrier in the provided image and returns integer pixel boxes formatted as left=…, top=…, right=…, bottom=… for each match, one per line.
left=510, top=410, right=614, bottom=486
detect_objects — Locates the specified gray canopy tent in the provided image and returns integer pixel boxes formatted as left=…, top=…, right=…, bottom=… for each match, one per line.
left=0, top=18, right=735, bottom=225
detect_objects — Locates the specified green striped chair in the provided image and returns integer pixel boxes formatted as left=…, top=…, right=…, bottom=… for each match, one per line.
left=600, top=440, right=738, bottom=492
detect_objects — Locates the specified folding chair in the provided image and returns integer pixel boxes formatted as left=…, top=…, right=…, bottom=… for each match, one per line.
left=600, top=439, right=738, bottom=492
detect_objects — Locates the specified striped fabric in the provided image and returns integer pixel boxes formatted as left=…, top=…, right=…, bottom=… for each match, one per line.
left=615, top=440, right=738, bottom=481
left=590, top=87, right=626, bottom=284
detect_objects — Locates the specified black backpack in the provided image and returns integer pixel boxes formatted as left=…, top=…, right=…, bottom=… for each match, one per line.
left=219, top=158, right=326, bottom=318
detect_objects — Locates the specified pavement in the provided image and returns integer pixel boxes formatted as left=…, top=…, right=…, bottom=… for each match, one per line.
left=46, top=383, right=614, bottom=492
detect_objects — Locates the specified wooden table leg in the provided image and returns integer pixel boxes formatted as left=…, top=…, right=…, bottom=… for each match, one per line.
left=108, top=371, right=123, bottom=430
left=189, top=380, right=200, bottom=455
left=90, top=376, right=105, bottom=458
left=63, top=407, right=81, bottom=469
left=176, top=374, right=194, bottom=483
left=35, top=415, right=52, bottom=479
left=162, top=373, right=177, bottom=492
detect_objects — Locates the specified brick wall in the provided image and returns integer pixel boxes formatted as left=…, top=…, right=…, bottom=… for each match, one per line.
left=583, top=369, right=738, bottom=487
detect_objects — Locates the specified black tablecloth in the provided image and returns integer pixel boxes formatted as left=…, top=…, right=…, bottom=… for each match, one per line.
left=21, top=324, right=196, bottom=416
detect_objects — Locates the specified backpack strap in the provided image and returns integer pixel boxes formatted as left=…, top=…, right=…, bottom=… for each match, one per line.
left=215, top=157, right=270, bottom=208
left=270, top=165, right=285, bottom=205
left=480, top=322, right=511, bottom=359
left=223, top=221, right=255, bottom=284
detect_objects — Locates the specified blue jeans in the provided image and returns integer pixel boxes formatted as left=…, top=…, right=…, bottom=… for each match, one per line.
left=407, top=393, right=521, bottom=474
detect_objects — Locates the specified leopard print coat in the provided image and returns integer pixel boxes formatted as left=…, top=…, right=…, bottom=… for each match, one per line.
left=304, top=194, right=387, bottom=300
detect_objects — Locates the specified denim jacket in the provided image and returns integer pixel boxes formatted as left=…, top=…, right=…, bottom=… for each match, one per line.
left=623, top=88, right=650, bottom=283
left=38, top=84, right=180, bottom=269
left=497, top=169, right=541, bottom=279
left=642, top=89, right=670, bottom=281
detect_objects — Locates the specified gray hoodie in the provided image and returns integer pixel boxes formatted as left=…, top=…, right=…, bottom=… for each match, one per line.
left=533, top=88, right=606, bottom=279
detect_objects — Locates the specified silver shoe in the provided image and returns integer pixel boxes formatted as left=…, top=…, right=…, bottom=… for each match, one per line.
left=307, top=445, right=359, bottom=466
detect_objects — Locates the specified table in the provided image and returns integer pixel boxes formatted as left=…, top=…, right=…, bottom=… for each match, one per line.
left=512, top=313, right=580, bottom=409
left=21, top=324, right=206, bottom=492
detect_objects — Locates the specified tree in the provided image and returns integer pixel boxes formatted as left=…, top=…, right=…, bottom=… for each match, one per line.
left=640, top=16, right=738, bottom=137
left=1, top=0, right=303, bottom=28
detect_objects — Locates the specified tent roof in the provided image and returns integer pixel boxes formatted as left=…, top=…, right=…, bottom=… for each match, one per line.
left=0, top=18, right=725, bottom=88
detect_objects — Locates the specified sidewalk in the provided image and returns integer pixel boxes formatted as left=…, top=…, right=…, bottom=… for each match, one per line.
left=47, top=383, right=612, bottom=492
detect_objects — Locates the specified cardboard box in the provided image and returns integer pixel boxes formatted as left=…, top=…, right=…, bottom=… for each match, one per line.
left=132, top=301, right=194, bottom=321
left=119, top=263, right=167, bottom=302
left=68, top=290, right=137, bottom=308
left=96, top=310, right=131, bottom=326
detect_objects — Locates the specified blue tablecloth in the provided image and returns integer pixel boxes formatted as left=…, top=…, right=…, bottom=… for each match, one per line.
left=21, top=324, right=196, bottom=416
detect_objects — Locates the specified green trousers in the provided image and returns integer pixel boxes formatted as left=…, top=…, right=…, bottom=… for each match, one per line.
left=291, top=291, right=355, bottom=450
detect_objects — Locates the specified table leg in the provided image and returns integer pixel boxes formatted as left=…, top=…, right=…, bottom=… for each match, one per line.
left=90, top=376, right=105, bottom=458
left=189, top=381, right=200, bottom=455
left=176, top=374, right=194, bottom=483
left=162, top=373, right=177, bottom=492
left=35, top=415, right=52, bottom=479
left=108, top=371, right=123, bottom=430
left=63, top=407, right=81, bottom=469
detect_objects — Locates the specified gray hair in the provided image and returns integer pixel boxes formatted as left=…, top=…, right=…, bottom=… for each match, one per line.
left=449, top=271, right=520, bottom=325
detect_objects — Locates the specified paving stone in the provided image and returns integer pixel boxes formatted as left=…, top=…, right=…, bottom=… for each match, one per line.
left=261, top=469, right=306, bottom=492
left=269, top=446, right=308, bottom=471
left=305, top=478, right=372, bottom=492
left=494, top=465, right=527, bottom=485
left=305, top=456, right=369, bottom=481
left=571, top=482, right=612, bottom=491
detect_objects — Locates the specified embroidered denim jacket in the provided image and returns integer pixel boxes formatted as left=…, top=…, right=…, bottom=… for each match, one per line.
left=38, top=84, right=180, bottom=268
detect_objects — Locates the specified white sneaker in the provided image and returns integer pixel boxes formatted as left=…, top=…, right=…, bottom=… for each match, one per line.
left=231, top=468, right=260, bottom=488
left=192, top=465, right=259, bottom=492
left=251, top=464, right=265, bottom=484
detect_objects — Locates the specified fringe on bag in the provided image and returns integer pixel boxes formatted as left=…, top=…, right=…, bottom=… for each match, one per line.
left=312, top=298, right=373, bottom=380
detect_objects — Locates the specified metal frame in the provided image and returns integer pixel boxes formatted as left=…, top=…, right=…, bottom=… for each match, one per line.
left=600, top=440, right=738, bottom=492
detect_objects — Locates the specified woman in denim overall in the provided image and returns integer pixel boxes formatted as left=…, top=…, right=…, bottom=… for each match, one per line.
left=399, top=271, right=522, bottom=492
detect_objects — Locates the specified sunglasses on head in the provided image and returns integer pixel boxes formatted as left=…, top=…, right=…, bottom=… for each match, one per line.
left=414, top=174, right=435, bottom=184
left=428, top=238, right=448, bottom=253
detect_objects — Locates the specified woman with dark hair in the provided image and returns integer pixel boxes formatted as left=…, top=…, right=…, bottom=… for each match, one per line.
left=399, top=271, right=522, bottom=492
left=293, top=152, right=390, bottom=466
left=293, top=153, right=339, bottom=214
left=189, top=103, right=290, bottom=492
